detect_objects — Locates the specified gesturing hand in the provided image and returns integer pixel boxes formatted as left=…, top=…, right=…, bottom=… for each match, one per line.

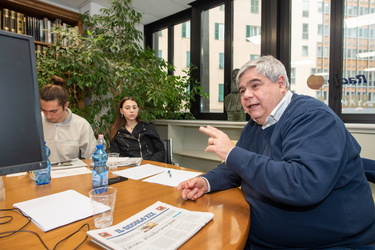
left=199, top=125, right=235, bottom=161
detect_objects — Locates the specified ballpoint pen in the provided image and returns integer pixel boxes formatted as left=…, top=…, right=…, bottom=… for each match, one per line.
left=51, top=158, right=78, bottom=166
left=167, top=170, right=172, bottom=178
left=51, top=160, right=71, bottom=166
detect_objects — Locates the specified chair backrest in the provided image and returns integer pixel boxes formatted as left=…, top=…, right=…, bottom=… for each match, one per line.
left=162, top=139, right=173, bottom=164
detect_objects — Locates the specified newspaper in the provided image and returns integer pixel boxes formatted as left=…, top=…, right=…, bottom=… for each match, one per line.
left=87, top=201, right=214, bottom=250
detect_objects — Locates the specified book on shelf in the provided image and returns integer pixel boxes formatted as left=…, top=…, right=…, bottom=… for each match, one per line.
left=39, top=19, right=44, bottom=42
left=87, top=201, right=214, bottom=250
left=52, top=18, right=61, bottom=44
left=43, top=17, right=52, bottom=44
left=2, top=8, right=10, bottom=31
left=10, top=10, right=16, bottom=33
left=16, top=12, right=24, bottom=34
left=0, top=7, right=77, bottom=46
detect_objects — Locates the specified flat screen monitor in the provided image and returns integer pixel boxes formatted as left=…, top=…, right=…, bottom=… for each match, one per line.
left=0, top=30, right=47, bottom=176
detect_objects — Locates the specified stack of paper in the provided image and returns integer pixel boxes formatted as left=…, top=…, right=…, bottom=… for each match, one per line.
left=89, top=157, right=142, bottom=168
left=13, top=190, right=99, bottom=232
left=118, top=157, right=142, bottom=167
left=51, top=159, right=90, bottom=178
left=113, top=164, right=202, bottom=187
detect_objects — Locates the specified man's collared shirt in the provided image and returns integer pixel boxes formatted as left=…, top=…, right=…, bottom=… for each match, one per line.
left=262, top=90, right=293, bottom=129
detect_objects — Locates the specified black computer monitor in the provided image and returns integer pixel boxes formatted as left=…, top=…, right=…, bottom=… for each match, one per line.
left=0, top=30, right=47, bottom=176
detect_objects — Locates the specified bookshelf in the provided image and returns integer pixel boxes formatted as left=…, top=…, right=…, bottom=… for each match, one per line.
left=0, top=0, right=81, bottom=47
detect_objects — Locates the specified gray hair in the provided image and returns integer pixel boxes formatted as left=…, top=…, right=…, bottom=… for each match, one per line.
left=236, top=55, right=290, bottom=90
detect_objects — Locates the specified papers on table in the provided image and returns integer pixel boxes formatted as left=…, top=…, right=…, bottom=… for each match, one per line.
left=13, top=190, right=99, bottom=232
left=113, top=164, right=202, bottom=187
left=51, top=158, right=87, bottom=170
left=113, top=164, right=166, bottom=180
left=118, top=157, right=141, bottom=167
left=87, top=201, right=214, bottom=250
left=143, top=168, right=202, bottom=187
left=6, top=159, right=89, bottom=178
left=51, top=159, right=90, bottom=178
left=51, top=167, right=91, bottom=178
left=89, top=157, right=142, bottom=168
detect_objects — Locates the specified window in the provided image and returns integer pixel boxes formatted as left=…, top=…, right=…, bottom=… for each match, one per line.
left=290, top=68, right=296, bottom=85
left=246, top=25, right=261, bottom=42
left=250, top=54, right=259, bottom=60
left=302, top=46, right=309, bottom=56
left=201, top=5, right=225, bottom=113
left=342, top=0, right=375, bottom=115
left=215, top=23, right=225, bottom=40
left=317, top=46, right=323, bottom=57
left=174, top=20, right=191, bottom=77
left=318, top=24, right=323, bottom=35
left=291, top=0, right=329, bottom=105
left=317, top=1, right=323, bottom=13
left=302, top=23, right=309, bottom=39
left=186, top=51, right=191, bottom=67
left=218, top=84, right=224, bottom=102
left=182, top=21, right=191, bottom=38
left=152, top=28, right=168, bottom=61
left=235, top=0, right=261, bottom=68
left=144, top=0, right=375, bottom=122
left=251, top=0, right=260, bottom=14
left=219, top=53, right=224, bottom=69
left=302, top=0, right=309, bottom=17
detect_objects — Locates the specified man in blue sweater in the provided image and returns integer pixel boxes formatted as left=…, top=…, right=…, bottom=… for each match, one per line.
left=177, top=56, right=375, bottom=249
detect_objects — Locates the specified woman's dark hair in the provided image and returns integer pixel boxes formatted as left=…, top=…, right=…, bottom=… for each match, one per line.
left=109, top=97, right=141, bottom=141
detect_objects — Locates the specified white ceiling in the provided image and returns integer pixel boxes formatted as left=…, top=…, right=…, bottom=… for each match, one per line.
left=44, top=0, right=193, bottom=24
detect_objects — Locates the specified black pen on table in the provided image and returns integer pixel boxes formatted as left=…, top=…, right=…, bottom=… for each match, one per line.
left=51, top=159, right=75, bottom=166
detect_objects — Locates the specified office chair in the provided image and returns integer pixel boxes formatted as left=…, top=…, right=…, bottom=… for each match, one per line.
left=163, top=139, right=177, bottom=165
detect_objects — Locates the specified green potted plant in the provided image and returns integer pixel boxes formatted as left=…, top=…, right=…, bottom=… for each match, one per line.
left=37, top=0, right=206, bottom=136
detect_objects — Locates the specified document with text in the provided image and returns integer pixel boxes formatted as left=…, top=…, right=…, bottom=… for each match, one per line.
left=87, top=201, right=214, bottom=250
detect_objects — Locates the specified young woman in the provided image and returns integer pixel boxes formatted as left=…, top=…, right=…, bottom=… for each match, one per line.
left=109, top=97, right=166, bottom=163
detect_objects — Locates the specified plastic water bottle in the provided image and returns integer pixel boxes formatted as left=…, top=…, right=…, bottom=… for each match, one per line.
left=92, top=144, right=108, bottom=191
left=36, top=142, right=51, bottom=185
left=97, top=134, right=107, bottom=151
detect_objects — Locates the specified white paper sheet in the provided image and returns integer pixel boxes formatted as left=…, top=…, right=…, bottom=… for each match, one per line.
left=89, top=157, right=141, bottom=168
left=51, top=159, right=87, bottom=169
left=51, top=167, right=91, bottom=178
left=112, top=164, right=167, bottom=180
left=142, top=169, right=202, bottom=187
left=13, top=190, right=97, bottom=232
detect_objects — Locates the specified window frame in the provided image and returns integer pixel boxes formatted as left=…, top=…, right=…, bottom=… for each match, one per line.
left=144, top=0, right=375, bottom=124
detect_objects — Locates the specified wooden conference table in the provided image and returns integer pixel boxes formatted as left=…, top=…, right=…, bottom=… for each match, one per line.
left=0, top=160, right=250, bottom=249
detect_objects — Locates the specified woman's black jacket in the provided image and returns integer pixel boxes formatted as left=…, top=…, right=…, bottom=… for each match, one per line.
left=109, top=122, right=166, bottom=163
